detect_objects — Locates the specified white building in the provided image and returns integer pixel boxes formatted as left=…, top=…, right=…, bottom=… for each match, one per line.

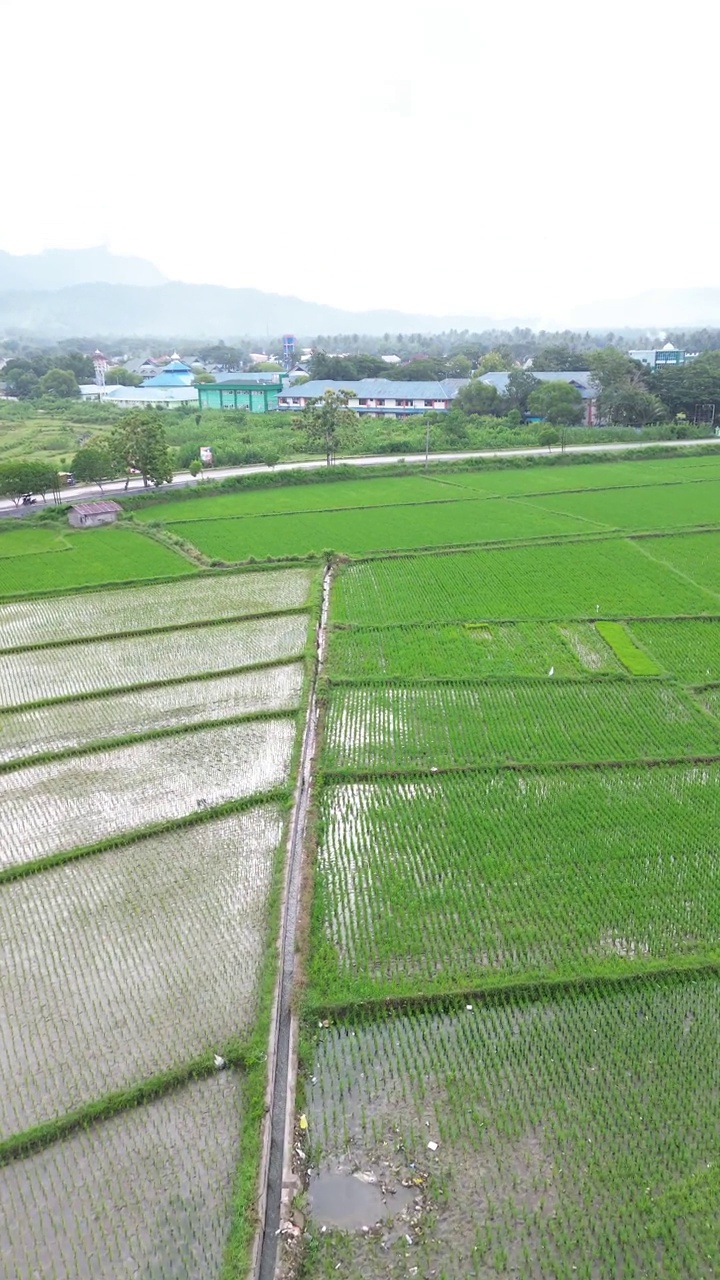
left=278, top=378, right=457, bottom=417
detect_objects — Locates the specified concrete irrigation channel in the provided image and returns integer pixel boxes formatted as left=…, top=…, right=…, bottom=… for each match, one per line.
left=254, top=564, right=332, bottom=1280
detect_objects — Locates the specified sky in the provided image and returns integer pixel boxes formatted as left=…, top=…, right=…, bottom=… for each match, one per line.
left=0, top=0, right=717, bottom=324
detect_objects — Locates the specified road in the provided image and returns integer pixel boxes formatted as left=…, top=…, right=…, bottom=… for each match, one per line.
left=2, top=436, right=719, bottom=516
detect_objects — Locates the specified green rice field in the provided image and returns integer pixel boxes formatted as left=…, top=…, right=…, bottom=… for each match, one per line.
left=5, top=450, right=720, bottom=1278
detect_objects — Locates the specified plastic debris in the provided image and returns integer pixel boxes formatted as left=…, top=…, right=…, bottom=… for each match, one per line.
left=299, top=1114, right=308, bottom=1131
left=213, top=1054, right=226, bottom=1069
left=353, top=1170, right=377, bottom=1184
left=466, top=1004, right=473, bottom=1011
left=427, top=1140, right=439, bottom=1152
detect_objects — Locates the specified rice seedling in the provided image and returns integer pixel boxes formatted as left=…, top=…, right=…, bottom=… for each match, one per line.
left=0, top=718, right=296, bottom=869
left=0, top=808, right=281, bottom=1138
left=589, top=621, right=662, bottom=675
left=328, top=621, right=590, bottom=679
left=636, top=530, right=720, bottom=601
left=170, top=499, right=591, bottom=563
left=522, top=477, right=720, bottom=533
left=0, top=663, right=304, bottom=766
left=331, top=538, right=714, bottom=625
left=0, top=527, right=193, bottom=597
left=627, top=620, right=720, bottom=682
left=0, top=566, right=316, bottom=650
left=303, top=974, right=720, bottom=1279
left=322, top=681, right=720, bottom=771
left=310, top=766, right=720, bottom=1003
left=0, top=614, right=309, bottom=708
left=0, top=1073, right=242, bottom=1278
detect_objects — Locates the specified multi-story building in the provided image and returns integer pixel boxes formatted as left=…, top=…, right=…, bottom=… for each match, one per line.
left=278, top=379, right=457, bottom=417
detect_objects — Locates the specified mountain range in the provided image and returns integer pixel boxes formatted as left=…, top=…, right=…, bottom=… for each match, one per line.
left=0, top=248, right=717, bottom=338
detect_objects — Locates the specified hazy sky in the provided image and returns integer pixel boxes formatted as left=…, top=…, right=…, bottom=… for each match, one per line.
left=0, top=0, right=716, bottom=321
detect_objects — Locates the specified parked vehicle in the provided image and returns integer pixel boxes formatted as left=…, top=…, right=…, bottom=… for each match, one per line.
left=21, top=494, right=37, bottom=505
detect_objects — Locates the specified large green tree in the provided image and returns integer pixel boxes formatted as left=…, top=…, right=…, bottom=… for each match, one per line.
left=109, top=412, right=173, bottom=487
left=0, top=461, right=59, bottom=504
left=105, top=366, right=143, bottom=386
left=70, top=444, right=116, bottom=489
left=39, top=368, right=79, bottom=398
left=455, top=379, right=501, bottom=416
left=650, top=351, right=720, bottom=421
left=527, top=381, right=584, bottom=424
left=299, top=389, right=359, bottom=465
left=599, top=383, right=664, bottom=427
left=502, top=369, right=540, bottom=415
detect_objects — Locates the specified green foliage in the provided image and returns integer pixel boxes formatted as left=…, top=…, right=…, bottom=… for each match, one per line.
left=454, top=379, right=501, bottom=416
left=300, top=389, right=360, bottom=466
left=531, top=343, right=590, bottom=371
left=502, top=368, right=540, bottom=413
left=38, top=369, right=79, bottom=398
left=0, top=460, right=59, bottom=502
left=105, top=366, right=143, bottom=386
left=109, top=411, right=173, bottom=486
left=70, top=443, right=116, bottom=487
left=529, top=382, right=584, bottom=425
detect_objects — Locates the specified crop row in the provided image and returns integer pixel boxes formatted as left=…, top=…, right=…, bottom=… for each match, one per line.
left=0, top=807, right=279, bottom=1141
left=0, top=526, right=194, bottom=599
left=172, top=498, right=594, bottom=563
left=328, top=620, right=621, bottom=680
left=310, top=766, right=720, bottom=1004
left=626, top=618, right=720, bottom=683
left=322, top=681, right=720, bottom=770
left=331, top=537, right=715, bottom=625
left=0, top=565, right=316, bottom=650
left=0, top=613, right=309, bottom=709
left=0, top=1073, right=242, bottom=1278
left=305, top=974, right=720, bottom=1279
left=0, top=718, right=296, bottom=870
left=0, top=663, right=304, bottom=767
left=634, top=529, right=720, bottom=600
left=521, top=476, right=720, bottom=534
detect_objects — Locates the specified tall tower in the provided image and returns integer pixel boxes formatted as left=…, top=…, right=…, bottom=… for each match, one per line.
left=93, top=349, right=108, bottom=387
left=282, top=334, right=296, bottom=370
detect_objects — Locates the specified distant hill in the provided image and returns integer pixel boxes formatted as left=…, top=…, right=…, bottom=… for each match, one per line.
left=0, top=247, right=167, bottom=292
left=569, top=288, right=720, bottom=329
left=0, top=280, right=498, bottom=339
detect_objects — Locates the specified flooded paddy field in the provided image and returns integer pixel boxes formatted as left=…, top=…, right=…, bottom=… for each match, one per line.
left=0, top=717, right=296, bottom=868
left=0, top=806, right=282, bottom=1138
left=0, top=613, right=309, bottom=707
left=301, top=975, right=720, bottom=1278
left=0, top=1073, right=242, bottom=1279
left=0, top=566, right=316, bottom=649
left=0, top=661, right=304, bottom=765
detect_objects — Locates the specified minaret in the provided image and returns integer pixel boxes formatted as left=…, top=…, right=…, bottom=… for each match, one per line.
left=93, top=349, right=108, bottom=387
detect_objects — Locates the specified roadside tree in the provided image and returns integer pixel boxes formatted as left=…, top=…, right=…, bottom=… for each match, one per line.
left=528, top=382, right=584, bottom=425
left=300, top=389, right=360, bottom=465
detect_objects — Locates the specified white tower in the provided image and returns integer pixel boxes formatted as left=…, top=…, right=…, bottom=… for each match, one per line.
left=93, top=349, right=108, bottom=387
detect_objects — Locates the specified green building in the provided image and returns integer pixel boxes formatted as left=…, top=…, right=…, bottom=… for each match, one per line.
left=198, top=380, right=282, bottom=413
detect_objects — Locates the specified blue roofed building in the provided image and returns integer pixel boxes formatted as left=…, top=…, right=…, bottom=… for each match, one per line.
left=141, top=354, right=195, bottom=388
left=278, top=378, right=460, bottom=417
left=479, top=371, right=598, bottom=425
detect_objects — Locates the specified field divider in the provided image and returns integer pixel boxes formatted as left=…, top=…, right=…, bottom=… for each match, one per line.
left=0, top=785, right=292, bottom=886
left=422, top=469, right=720, bottom=502
left=304, top=956, right=720, bottom=1024
left=0, top=707, right=299, bottom=774
left=318, top=752, right=720, bottom=784
left=0, top=604, right=312, bottom=657
left=0, top=653, right=309, bottom=714
left=0, top=1040, right=250, bottom=1169
left=330, top=610, right=720, bottom=631
left=148, top=493, right=489, bottom=525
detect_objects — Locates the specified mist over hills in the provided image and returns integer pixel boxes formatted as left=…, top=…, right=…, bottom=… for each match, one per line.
left=0, top=247, right=166, bottom=292
left=0, top=248, right=717, bottom=339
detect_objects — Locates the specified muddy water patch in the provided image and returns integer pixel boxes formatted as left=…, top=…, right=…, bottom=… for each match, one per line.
left=310, top=1166, right=415, bottom=1234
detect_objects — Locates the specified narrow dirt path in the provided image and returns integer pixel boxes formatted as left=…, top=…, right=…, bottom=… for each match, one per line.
left=256, top=564, right=331, bottom=1280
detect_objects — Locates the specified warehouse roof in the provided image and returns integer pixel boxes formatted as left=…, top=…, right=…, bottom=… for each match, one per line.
left=279, top=379, right=452, bottom=399
left=70, top=501, right=122, bottom=516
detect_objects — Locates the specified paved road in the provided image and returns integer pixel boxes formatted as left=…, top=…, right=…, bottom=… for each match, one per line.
left=2, top=436, right=719, bottom=517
